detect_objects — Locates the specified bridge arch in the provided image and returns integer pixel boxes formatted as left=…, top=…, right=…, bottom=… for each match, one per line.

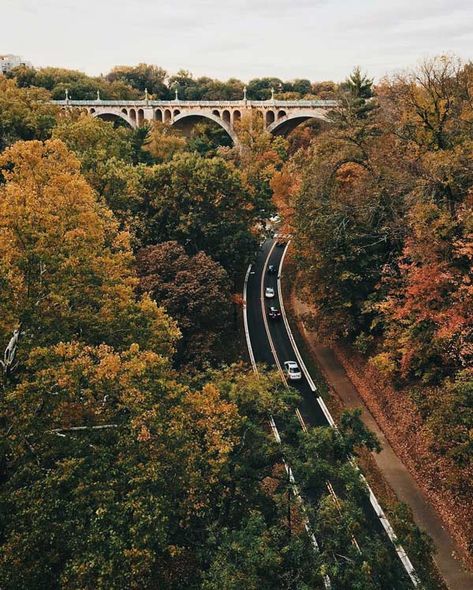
left=267, top=112, right=329, bottom=136
left=172, top=111, right=239, bottom=145
left=266, top=110, right=275, bottom=125
left=91, top=109, right=135, bottom=128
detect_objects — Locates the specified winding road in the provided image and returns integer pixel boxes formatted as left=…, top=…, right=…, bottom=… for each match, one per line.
left=244, top=238, right=419, bottom=589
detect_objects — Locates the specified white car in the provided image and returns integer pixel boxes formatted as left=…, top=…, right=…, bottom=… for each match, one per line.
left=265, top=286, right=275, bottom=298
left=284, top=361, right=302, bottom=381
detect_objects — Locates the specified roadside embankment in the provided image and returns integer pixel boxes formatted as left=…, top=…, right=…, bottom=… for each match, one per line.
left=281, top=256, right=473, bottom=590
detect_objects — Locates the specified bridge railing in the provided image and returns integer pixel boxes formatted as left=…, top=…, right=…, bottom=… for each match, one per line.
left=52, top=99, right=338, bottom=108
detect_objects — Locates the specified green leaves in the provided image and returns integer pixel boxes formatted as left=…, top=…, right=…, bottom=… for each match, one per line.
left=139, top=153, right=259, bottom=276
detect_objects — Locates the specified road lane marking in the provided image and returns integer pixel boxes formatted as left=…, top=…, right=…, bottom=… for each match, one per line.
left=243, top=264, right=256, bottom=370
left=260, top=240, right=287, bottom=384
left=277, top=242, right=336, bottom=428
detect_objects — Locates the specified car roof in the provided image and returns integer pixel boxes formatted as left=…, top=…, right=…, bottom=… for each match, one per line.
left=269, top=306, right=278, bottom=311
left=285, top=361, right=299, bottom=368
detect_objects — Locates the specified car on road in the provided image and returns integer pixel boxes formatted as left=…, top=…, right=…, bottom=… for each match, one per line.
left=276, top=240, right=286, bottom=247
left=267, top=306, right=281, bottom=320
left=284, top=360, right=302, bottom=381
left=267, top=264, right=277, bottom=275
left=265, top=286, right=275, bottom=298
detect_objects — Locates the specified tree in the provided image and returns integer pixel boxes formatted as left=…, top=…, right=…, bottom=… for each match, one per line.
left=138, top=152, right=260, bottom=276
left=0, top=139, right=178, bottom=371
left=233, top=111, right=288, bottom=210
left=143, top=122, right=188, bottom=162
left=106, top=63, right=170, bottom=99
left=289, top=57, right=472, bottom=559
left=52, top=112, right=134, bottom=172
left=0, top=77, right=58, bottom=150
left=7, top=65, right=141, bottom=100
left=187, top=121, right=233, bottom=156
left=247, top=78, right=284, bottom=100
left=136, top=241, right=232, bottom=367
left=0, top=342, right=240, bottom=589
left=284, top=78, right=312, bottom=96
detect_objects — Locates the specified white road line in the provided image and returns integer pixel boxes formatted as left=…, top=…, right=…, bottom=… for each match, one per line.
left=277, top=242, right=336, bottom=428
left=277, top=242, right=420, bottom=588
left=243, top=264, right=256, bottom=371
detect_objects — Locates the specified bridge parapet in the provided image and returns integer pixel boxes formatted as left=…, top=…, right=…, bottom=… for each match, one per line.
left=53, top=99, right=338, bottom=108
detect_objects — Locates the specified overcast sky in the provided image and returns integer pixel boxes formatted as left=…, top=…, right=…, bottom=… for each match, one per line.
left=2, top=0, right=472, bottom=81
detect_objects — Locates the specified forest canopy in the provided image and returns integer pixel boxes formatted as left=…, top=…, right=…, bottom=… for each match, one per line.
left=0, top=55, right=470, bottom=588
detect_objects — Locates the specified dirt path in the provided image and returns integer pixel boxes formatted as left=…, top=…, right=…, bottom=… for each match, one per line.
left=291, top=295, right=473, bottom=590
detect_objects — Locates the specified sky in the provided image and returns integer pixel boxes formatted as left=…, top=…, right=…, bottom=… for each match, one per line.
left=2, top=0, right=472, bottom=82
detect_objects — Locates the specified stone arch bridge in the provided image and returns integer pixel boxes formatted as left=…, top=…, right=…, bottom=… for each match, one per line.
left=54, top=97, right=337, bottom=145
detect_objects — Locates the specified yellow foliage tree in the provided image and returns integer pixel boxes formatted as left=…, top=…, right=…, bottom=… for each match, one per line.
left=0, top=139, right=178, bottom=370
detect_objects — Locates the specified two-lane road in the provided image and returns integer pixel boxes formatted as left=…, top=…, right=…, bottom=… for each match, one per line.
left=244, top=238, right=418, bottom=588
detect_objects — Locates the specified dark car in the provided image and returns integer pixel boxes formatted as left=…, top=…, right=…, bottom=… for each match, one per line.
left=267, top=264, right=277, bottom=275
left=276, top=240, right=286, bottom=247
left=268, top=306, right=281, bottom=320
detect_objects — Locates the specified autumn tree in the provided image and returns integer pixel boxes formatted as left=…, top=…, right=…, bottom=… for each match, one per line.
left=52, top=112, right=134, bottom=172
left=0, top=139, right=178, bottom=375
left=137, top=241, right=232, bottom=367
left=143, top=121, right=188, bottom=162
left=0, top=77, right=58, bottom=150
left=289, top=56, right=472, bottom=552
left=232, top=111, right=288, bottom=214
left=0, top=343, right=239, bottom=589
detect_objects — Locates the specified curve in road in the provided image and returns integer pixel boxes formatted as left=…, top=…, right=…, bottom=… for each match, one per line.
left=244, top=238, right=419, bottom=588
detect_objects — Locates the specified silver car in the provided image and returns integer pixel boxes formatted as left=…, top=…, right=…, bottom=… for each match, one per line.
left=265, top=286, right=275, bottom=298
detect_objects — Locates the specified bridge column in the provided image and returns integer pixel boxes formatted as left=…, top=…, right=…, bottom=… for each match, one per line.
left=143, top=107, right=154, bottom=123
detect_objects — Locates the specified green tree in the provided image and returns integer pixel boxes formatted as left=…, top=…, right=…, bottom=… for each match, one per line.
left=106, top=63, right=170, bottom=99
left=139, top=152, right=260, bottom=276
left=0, top=77, right=58, bottom=150
left=7, top=65, right=141, bottom=100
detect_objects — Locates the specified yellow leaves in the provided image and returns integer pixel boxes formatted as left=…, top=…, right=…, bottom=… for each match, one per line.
left=96, top=351, right=122, bottom=381
left=144, top=122, right=188, bottom=162
left=370, top=352, right=397, bottom=377
left=0, top=138, right=80, bottom=181
left=0, top=139, right=179, bottom=356
left=137, top=425, right=152, bottom=442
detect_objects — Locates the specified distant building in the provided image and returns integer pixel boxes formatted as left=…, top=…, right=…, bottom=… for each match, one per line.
left=0, top=54, right=32, bottom=74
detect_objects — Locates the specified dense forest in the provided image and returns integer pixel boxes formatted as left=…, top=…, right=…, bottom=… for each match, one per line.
left=5, top=62, right=339, bottom=101
left=0, top=56, right=470, bottom=588
left=273, top=56, right=473, bottom=563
